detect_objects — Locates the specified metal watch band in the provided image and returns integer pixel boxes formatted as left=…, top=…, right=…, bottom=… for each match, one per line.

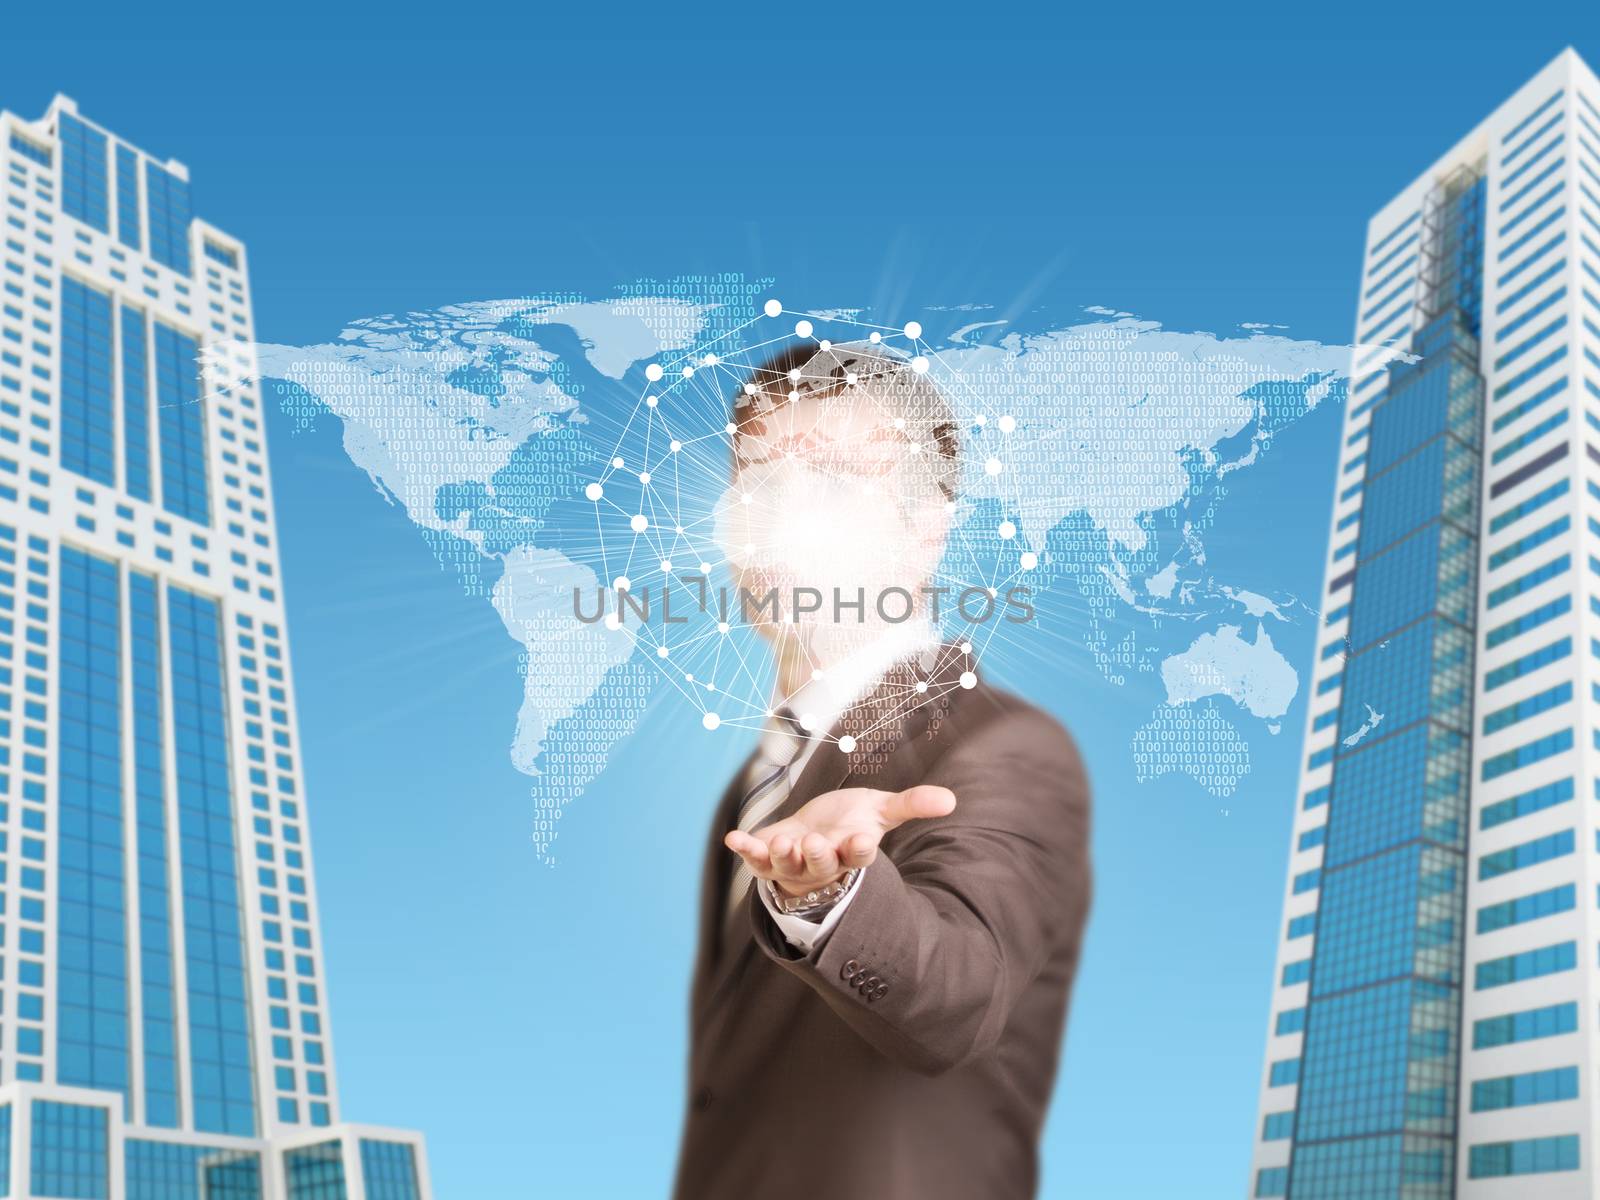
left=767, top=868, right=860, bottom=917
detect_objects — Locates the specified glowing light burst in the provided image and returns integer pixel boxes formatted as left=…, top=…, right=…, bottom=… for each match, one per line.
left=581, top=301, right=1040, bottom=750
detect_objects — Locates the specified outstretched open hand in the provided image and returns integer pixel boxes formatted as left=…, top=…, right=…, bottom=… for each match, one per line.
left=725, top=784, right=957, bottom=897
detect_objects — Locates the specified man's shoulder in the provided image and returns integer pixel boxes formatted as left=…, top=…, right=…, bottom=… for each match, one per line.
left=936, top=678, right=1082, bottom=771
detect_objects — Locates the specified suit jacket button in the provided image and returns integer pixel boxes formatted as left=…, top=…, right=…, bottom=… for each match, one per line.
left=692, top=1086, right=714, bottom=1112
left=841, top=959, right=862, bottom=980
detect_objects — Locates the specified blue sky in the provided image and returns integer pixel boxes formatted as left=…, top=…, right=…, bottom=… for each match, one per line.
left=10, top=4, right=1600, bottom=1196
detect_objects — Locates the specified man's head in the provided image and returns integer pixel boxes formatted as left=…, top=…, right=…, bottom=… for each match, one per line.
left=715, top=340, right=961, bottom=652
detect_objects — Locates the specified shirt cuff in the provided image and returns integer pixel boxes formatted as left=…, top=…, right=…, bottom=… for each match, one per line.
left=755, top=868, right=867, bottom=952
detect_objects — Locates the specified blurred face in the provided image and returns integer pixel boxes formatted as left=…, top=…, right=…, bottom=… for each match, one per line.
left=715, top=383, right=951, bottom=652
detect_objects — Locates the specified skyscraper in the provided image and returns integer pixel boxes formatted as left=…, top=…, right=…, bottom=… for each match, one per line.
left=1250, top=48, right=1600, bottom=1199
left=0, top=96, right=431, bottom=1198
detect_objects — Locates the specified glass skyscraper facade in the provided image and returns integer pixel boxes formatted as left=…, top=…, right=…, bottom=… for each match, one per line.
left=0, top=96, right=430, bottom=1198
left=1252, top=49, right=1600, bottom=1199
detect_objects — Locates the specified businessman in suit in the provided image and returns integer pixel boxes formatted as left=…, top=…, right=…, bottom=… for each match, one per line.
left=672, top=340, right=1093, bottom=1200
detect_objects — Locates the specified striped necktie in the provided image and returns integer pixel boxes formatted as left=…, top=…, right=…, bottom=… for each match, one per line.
left=726, top=708, right=808, bottom=917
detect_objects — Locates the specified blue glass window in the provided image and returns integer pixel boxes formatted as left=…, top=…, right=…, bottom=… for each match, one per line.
left=1478, top=827, right=1573, bottom=879
left=1476, top=882, right=1575, bottom=933
left=1475, top=940, right=1575, bottom=989
left=115, top=144, right=141, bottom=252
left=1254, top=1166, right=1287, bottom=1197
left=30, top=1101, right=108, bottom=1199
left=154, top=321, right=209, bottom=525
left=361, top=1140, right=421, bottom=1200
left=60, top=278, right=115, bottom=486
left=1468, top=1133, right=1579, bottom=1178
left=145, top=162, right=191, bottom=275
left=56, top=547, right=130, bottom=1105
left=169, top=585, right=255, bottom=1136
left=1472, top=1001, right=1578, bottom=1049
left=121, top=306, right=151, bottom=502
left=9, top=132, right=50, bottom=167
left=125, top=1139, right=261, bottom=1200
left=131, top=572, right=178, bottom=1126
left=1470, top=1064, right=1578, bottom=1111
left=203, top=240, right=238, bottom=270
left=59, top=114, right=109, bottom=234
left=284, top=1140, right=344, bottom=1200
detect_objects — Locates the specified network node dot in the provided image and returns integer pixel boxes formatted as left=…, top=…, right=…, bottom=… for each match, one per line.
left=685, top=672, right=695, bottom=682
left=660, top=559, right=672, bottom=573
left=893, top=416, right=906, bottom=429
left=703, top=353, right=718, bottom=365
left=869, top=331, right=882, bottom=343
left=717, top=621, right=730, bottom=634
left=838, top=735, right=857, bottom=754
left=960, top=642, right=972, bottom=654
left=846, top=372, right=858, bottom=386
left=1020, top=551, right=1039, bottom=570
left=795, top=319, right=814, bottom=338
left=741, top=492, right=753, bottom=505
left=725, top=422, right=737, bottom=435
left=646, top=395, right=659, bottom=408
left=674, top=525, right=685, bottom=535
left=975, top=414, right=988, bottom=426
left=915, top=680, right=928, bottom=694
left=614, top=576, right=631, bottom=591
left=911, top=356, right=929, bottom=374
left=819, top=340, right=832, bottom=351
left=681, top=366, right=695, bottom=379
left=657, top=645, right=670, bottom=658
left=702, top=713, right=721, bottom=730
left=798, top=712, right=816, bottom=732
left=788, top=367, right=802, bottom=381
left=638, top=471, right=651, bottom=484
left=584, top=482, right=603, bottom=501
left=998, top=520, right=1016, bottom=540
left=904, top=321, right=922, bottom=339
left=645, top=363, right=663, bottom=381
left=699, top=561, right=712, bottom=573
left=612, top=455, right=625, bottom=468
left=630, top=514, right=648, bottom=532
left=744, top=382, right=758, bottom=396
left=670, top=440, right=682, bottom=452
left=985, top=457, right=1003, bottom=476
left=960, top=672, right=977, bottom=690
left=764, top=299, right=782, bottom=317
left=604, top=614, right=621, bottom=630
left=998, top=414, right=1017, bottom=433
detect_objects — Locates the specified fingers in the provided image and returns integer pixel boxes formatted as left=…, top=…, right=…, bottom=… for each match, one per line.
left=840, top=830, right=879, bottom=870
left=767, top=833, right=805, bottom=878
left=878, top=784, right=957, bottom=827
left=801, top=832, right=840, bottom=880
left=724, top=830, right=773, bottom=875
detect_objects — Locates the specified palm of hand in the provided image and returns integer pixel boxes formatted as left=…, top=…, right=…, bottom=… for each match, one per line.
left=725, top=784, right=957, bottom=898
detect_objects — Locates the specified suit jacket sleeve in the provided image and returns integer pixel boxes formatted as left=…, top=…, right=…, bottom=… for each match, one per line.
left=747, top=708, right=1092, bottom=1076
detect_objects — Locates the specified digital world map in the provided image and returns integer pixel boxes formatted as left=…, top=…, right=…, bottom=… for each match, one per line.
left=235, top=276, right=1396, bottom=861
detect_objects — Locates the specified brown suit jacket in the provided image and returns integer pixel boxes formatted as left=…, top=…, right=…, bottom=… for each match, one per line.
left=672, top=657, right=1093, bottom=1200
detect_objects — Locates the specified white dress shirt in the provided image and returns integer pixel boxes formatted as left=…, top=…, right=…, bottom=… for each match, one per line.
left=751, top=622, right=939, bottom=951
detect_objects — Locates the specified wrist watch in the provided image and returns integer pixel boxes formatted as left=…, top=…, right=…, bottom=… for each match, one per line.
left=766, top=868, right=860, bottom=917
